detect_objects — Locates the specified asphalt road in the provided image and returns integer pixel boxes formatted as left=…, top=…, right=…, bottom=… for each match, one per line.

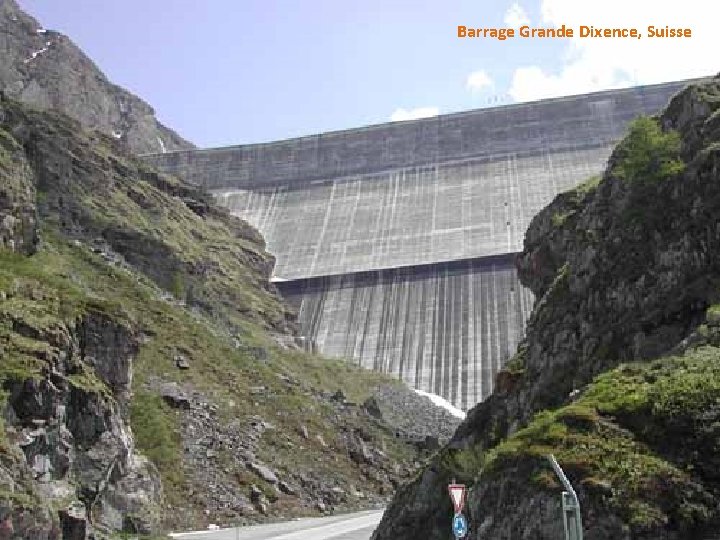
left=169, top=509, right=384, bottom=540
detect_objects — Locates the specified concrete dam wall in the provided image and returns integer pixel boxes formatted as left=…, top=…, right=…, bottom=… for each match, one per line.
left=144, top=79, right=693, bottom=409
left=279, top=256, right=533, bottom=407
left=211, top=145, right=606, bottom=280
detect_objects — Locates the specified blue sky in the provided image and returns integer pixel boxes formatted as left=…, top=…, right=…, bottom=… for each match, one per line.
left=20, top=0, right=718, bottom=148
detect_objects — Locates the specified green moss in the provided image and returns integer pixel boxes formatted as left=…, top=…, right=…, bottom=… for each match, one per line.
left=67, top=368, right=111, bottom=398
left=581, top=364, right=652, bottom=415
left=707, top=304, right=720, bottom=325
left=0, top=389, right=7, bottom=449
left=549, top=175, right=601, bottom=228
left=540, top=263, right=571, bottom=308
left=697, top=324, right=711, bottom=339
left=0, top=127, right=19, bottom=167
left=504, top=347, right=527, bottom=374
left=581, top=348, right=720, bottom=422
left=573, top=175, right=601, bottom=196
left=627, top=500, right=668, bottom=530
left=170, top=271, right=185, bottom=300
left=0, top=350, right=45, bottom=382
left=453, top=347, right=720, bottom=533
left=551, top=210, right=573, bottom=227
left=649, top=369, right=720, bottom=420
left=481, top=408, right=705, bottom=529
left=438, top=446, right=484, bottom=484
left=130, top=391, right=183, bottom=488
left=0, top=488, right=38, bottom=509
left=0, top=127, right=16, bottom=148
left=555, top=403, right=599, bottom=429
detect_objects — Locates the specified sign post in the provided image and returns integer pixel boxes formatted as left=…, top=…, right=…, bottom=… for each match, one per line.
left=448, top=483, right=468, bottom=539
left=547, top=455, right=583, bottom=540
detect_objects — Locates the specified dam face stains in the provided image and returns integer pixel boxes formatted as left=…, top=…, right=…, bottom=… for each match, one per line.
left=144, top=79, right=696, bottom=409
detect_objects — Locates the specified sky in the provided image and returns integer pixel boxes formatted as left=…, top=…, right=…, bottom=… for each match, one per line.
left=20, top=0, right=720, bottom=148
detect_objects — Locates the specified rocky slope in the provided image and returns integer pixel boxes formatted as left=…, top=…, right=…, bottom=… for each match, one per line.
left=373, top=76, right=720, bottom=540
left=0, top=0, right=193, bottom=155
left=0, top=94, right=453, bottom=539
left=365, top=385, right=463, bottom=445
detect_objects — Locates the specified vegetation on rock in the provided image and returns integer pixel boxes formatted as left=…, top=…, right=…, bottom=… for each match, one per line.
left=611, top=116, right=685, bottom=184
left=479, top=346, right=720, bottom=535
left=0, top=95, right=442, bottom=537
left=375, top=77, right=720, bottom=540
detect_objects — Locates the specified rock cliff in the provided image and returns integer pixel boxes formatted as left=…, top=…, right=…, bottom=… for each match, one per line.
left=0, top=0, right=193, bottom=155
left=373, top=76, right=720, bottom=540
left=0, top=94, right=451, bottom=538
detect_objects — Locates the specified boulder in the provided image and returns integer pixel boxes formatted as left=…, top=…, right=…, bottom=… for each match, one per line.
left=158, top=383, right=191, bottom=409
left=278, top=481, right=296, bottom=496
left=248, top=462, right=278, bottom=484
left=348, top=436, right=373, bottom=465
left=249, top=485, right=268, bottom=515
left=175, top=355, right=190, bottom=370
left=362, top=396, right=383, bottom=419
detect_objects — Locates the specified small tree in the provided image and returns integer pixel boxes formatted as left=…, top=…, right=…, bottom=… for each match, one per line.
left=612, top=116, right=684, bottom=183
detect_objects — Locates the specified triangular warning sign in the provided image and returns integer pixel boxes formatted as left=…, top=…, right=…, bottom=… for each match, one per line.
left=448, top=484, right=466, bottom=514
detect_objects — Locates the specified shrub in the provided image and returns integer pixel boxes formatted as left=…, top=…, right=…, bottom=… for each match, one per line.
left=612, top=116, right=684, bottom=183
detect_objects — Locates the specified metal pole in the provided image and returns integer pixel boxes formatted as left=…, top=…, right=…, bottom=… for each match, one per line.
left=547, top=455, right=583, bottom=540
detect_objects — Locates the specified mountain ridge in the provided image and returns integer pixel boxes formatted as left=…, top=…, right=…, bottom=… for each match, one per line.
left=0, top=0, right=194, bottom=155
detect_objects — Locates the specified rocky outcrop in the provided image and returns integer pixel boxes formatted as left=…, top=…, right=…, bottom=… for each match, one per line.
left=0, top=0, right=193, bottom=154
left=0, top=122, right=36, bottom=254
left=374, top=76, right=720, bottom=540
left=0, top=91, right=276, bottom=537
left=1, top=301, right=162, bottom=538
left=0, top=91, right=293, bottom=335
left=363, top=384, right=462, bottom=444
left=0, top=93, right=450, bottom=535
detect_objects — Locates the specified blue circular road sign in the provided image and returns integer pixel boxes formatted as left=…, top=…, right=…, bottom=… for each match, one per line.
left=452, top=513, right=468, bottom=538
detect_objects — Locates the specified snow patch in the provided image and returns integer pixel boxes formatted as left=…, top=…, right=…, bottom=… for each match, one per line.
left=23, top=41, right=52, bottom=64
left=36, top=28, right=47, bottom=34
left=413, top=389, right=466, bottom=419
left=111, top=131, right=122, bottom=139
left=157, top=136, right=167, bottom=153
